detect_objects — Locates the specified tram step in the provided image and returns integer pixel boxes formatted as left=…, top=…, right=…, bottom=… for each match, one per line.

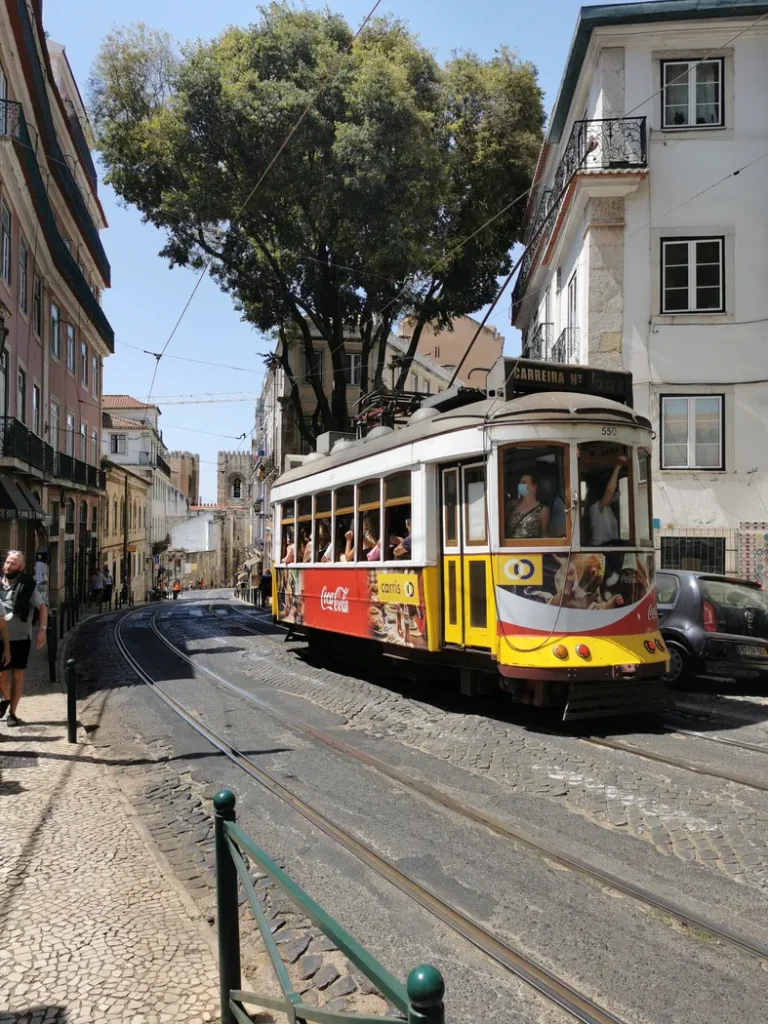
left=563, top=679, right=669, bottom=721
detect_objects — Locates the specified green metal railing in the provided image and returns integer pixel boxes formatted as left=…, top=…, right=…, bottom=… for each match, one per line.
left=214, top=790, right=446, bottom=1024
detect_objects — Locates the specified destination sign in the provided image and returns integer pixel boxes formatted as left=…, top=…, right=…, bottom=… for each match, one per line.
left=486, top=357, right=633, bottom=407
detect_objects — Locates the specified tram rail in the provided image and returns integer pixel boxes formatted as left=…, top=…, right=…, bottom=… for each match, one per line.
left=114, top=606, right=632, bottom=1024
left=133, top=600, right=768, bottom=964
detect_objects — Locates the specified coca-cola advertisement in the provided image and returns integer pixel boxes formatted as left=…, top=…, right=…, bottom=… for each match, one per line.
left=274, top=567, right=429, bottom=648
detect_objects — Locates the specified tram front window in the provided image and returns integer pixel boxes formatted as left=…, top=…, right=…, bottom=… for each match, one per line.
left=579, top=442, right=633, bottom=547
left=500, top=444, right=568, bottom=543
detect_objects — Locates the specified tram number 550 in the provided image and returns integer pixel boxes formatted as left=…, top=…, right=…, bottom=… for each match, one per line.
left=601, top=426, right=617, bottom=436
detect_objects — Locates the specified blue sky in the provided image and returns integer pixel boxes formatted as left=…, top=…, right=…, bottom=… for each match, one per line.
left=44, top=0, right=590, bottom=500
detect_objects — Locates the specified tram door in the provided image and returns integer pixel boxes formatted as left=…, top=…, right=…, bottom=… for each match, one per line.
left=441, top=464, right=494, bottom=649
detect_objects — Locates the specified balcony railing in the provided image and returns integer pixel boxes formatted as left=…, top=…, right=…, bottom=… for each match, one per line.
left=0, top=417, right=105, bottom=490
left=551, top=327, right=581, bottom=364
left=156, top=452, right=172, bottom=477
left=0, top=97, right=114, bottom=351
left=522, top=322, right=554, bottom=360
left=512, top=116, right=647, bottom=317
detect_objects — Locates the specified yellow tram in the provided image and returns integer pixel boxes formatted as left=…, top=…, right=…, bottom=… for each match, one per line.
left=269, top=357, right=669, bottom=719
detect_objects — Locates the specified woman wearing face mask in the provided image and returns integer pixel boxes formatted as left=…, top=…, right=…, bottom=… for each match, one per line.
left=506, top=470, right=549, bottom=539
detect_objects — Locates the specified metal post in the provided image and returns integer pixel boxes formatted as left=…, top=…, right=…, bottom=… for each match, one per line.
left=407, top=965, right=445, bottom=1024
left=213, top=790, right=241, bottom=1024
left=47, top=609, right=57, bottom=683
left=65, top=658, right=76, bottom=744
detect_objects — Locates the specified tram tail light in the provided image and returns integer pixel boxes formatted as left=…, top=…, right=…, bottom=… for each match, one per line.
left=644, top=640, right=656, bottom=653
left=575, top=644, right=591, bottom=659
left=656, top=639, right=666, bottom=653
left=553, top=644, right=569, bottom=660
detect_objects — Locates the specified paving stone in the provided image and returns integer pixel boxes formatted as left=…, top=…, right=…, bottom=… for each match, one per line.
left=313, top=964, right=341, bottom=990
left=309, top=935, right=337, bottom=953
left=325, top=975, right=357, bottom=1000
left=282, top=934, right=311, bottom=963
left=297, top=954, right=323, bottom=981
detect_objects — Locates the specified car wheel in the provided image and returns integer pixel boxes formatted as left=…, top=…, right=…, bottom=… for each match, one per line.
left=663, top=642, right=693, bottom=688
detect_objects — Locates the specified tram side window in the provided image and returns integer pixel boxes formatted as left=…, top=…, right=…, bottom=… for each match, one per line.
left=636, top=449, right=653, bottom=548
left=297, top=497, right=313, bottom=563
left=314, top=492, right=332, bottom=561
left=357, top=480, right=381, bottom=561
left=334, top=485, right=355, bottom=561
left=281, top=502, right=296, bottom=563
left=500, top=444, right=567, bottom=543
left=384, top=472, right=412, bottom=561
left=579, top=442, right=633, bottom=547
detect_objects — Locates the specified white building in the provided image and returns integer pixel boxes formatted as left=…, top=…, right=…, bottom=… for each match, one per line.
left=102, top=395, right=189, bottom=571
left=512, top=0, right=768, bottom=582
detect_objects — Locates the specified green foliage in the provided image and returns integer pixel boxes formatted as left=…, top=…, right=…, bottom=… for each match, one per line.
left=90, top=4, right=544, bottom=440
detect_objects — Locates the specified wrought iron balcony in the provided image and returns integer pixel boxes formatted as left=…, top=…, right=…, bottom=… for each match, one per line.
left=551, top=327, right=581, bottom=364
left=0, top=417, right=105, bottom=490
left=522, top=322, right=554, bottom=360
left=512, top=116, right=647, bottom=318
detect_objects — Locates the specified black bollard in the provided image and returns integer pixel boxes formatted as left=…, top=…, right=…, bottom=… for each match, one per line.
left=65, top=658, right=76, bottom=744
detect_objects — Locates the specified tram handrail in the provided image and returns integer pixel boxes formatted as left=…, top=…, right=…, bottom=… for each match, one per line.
left=213, top=789, right=445, bottom=1024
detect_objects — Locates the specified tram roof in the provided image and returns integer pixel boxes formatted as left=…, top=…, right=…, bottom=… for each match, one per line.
left=275, top=390, right=652, bottom=487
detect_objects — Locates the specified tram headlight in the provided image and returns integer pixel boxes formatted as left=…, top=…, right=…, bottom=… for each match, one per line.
left=553, top=644, right=569, bottom=660
left=644, top=640, right=657, bottom=653
left=575, top=643, right=591, bottom=660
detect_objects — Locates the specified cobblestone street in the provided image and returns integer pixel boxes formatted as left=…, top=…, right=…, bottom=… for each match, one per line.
left=0, top=659, right=220, bottom=1024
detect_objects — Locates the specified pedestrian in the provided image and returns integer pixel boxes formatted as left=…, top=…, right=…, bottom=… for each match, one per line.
left=102, top=566, right=113, bottom=610
left=0, top=550, right=47, bottom=728
left=172, top=580, right=181, bottom=600
left=90, top=567, right=106, bottom=611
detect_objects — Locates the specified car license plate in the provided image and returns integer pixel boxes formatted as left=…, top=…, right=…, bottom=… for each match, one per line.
left=738, top=645, right=768, bottom=659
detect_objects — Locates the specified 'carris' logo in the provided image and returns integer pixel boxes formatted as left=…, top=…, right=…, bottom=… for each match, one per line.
left=320, top=586, right=350, bottom=613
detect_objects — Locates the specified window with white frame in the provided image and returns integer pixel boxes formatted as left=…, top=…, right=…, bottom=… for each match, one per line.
left=66, top=322, right=75, bottom=371
left=49, top=399, right=59, bottom=452
left=661, top=238, right=724, bottom=313
left=344, top=352, right=361, bottom=386
left=91, top=354, right=98, bottom=396
left=18, top=238, right=27, bottom=314
left=110, top=433, right=126, bottom=454
left=32, top=383, right=40, bottom=436
left=65, top=411, right=75, bottom=456
left=661, top=395, right=724, bottom=470
left=79, top=422, right=87, bottom=461
left=1, top=201, right=11, bottom=284
left=51, top=302, right=61, bottom=359
left=661, top=59, right=723, bottom=129
left=80, top=339, right=88, bottom=387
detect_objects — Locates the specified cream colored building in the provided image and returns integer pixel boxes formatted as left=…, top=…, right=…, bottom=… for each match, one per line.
left=101, top=460, right=149, bottom=603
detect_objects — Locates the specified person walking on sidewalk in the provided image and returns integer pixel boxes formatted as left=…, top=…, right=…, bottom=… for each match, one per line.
left=90, top=567, right=106, bottom=611
left=0, top=551, right=47, bottom=727
left=102, top=566, right=113, bottom=610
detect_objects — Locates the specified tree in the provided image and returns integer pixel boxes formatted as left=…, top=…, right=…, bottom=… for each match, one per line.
left=90, top=5, right=544, bottom=444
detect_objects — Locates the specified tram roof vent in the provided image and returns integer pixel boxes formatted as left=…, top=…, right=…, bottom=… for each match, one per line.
left=331, top=438, right=356, bottom=453
left=365, top=425, right=394, bottom=440
left=303, top=452, right=325, bottom=463
left=409, top=406, right=440, bottom=424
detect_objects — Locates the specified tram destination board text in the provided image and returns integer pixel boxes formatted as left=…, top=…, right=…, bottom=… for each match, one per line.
left=487, top=357, right=633, bottom=407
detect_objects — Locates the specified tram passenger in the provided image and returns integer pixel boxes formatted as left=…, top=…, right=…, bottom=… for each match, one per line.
left=586, top=456, right=627, bottom=546
left=361, top=516, right=380, bottom=560
left=301, top=528, right=313, bottom=563
left=393, top=519, right=412, bottom=559
left=340, top=530, right=354, bottom=561
left=317, top=522, right=332, bottom=562
left=283, top=529, right=296, bottom=564
left=506, top=470, right=550, bottom=539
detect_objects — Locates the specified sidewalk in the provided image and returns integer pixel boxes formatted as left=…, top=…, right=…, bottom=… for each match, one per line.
left=0, top=646, right=220, bottom=1024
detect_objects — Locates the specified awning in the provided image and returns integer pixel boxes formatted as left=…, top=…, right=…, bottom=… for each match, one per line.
left=0, top=476, right=44, bottom=521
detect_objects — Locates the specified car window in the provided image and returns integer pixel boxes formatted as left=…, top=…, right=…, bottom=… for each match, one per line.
left=656, top=574, right=680, bottom=605
left=699, top=580, right=768, bottom=614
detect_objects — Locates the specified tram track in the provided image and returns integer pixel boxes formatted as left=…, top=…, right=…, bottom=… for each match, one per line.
left=141, top=601, right=768, bottom=965
left=114, top=606, right=632, bottom=1024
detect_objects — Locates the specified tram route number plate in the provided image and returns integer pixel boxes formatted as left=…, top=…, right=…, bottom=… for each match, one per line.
left=737, top=645, right=768, bottom=659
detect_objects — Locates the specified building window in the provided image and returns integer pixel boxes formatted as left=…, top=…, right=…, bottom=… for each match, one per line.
left=661, top=58, right=723, bottom=129
left=80, top=339, right=88, bottom=386
left=91, top=504, right=98, bottom=531
left=92, top=354, right=98, bottom=396
left=18, top=238, right=27, bottom=314
left=661, top=394, right=724, bottom=470
left=65, top=498, right=75, bottom=531
left=51, top=302, right=61, bottom=359
left=66, top=323, right=75, bottom=372
left=660, top=536, right=725, bottom=574
left=65, top=411, right=75, bottom=456
left=299, top=349, right=322, bottom=384
left=32, top=384, right=40, bottom=436
left=433, top=346, right=440, bottom=359
left=91, top=429, right=98, bottom=464
left=104, top=500, right=109, bottom=533
left=113, top=499, right=118, bottom=535
left=661, top=238, right=724, bottom=314
left=110, top=433, right=125, bottom=454
left=16, top=366, right=25, bottom=424
left=32, top=274, right=41, bottom=336
left=232, top=478, right=242, bottom=499
left=79, top=422, right=87, bottom=461
left=344, top=352, right=361, bottom=386
left=49, top=399, right=59, bottom=452
left=1, top=201, right=11, bottom=284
